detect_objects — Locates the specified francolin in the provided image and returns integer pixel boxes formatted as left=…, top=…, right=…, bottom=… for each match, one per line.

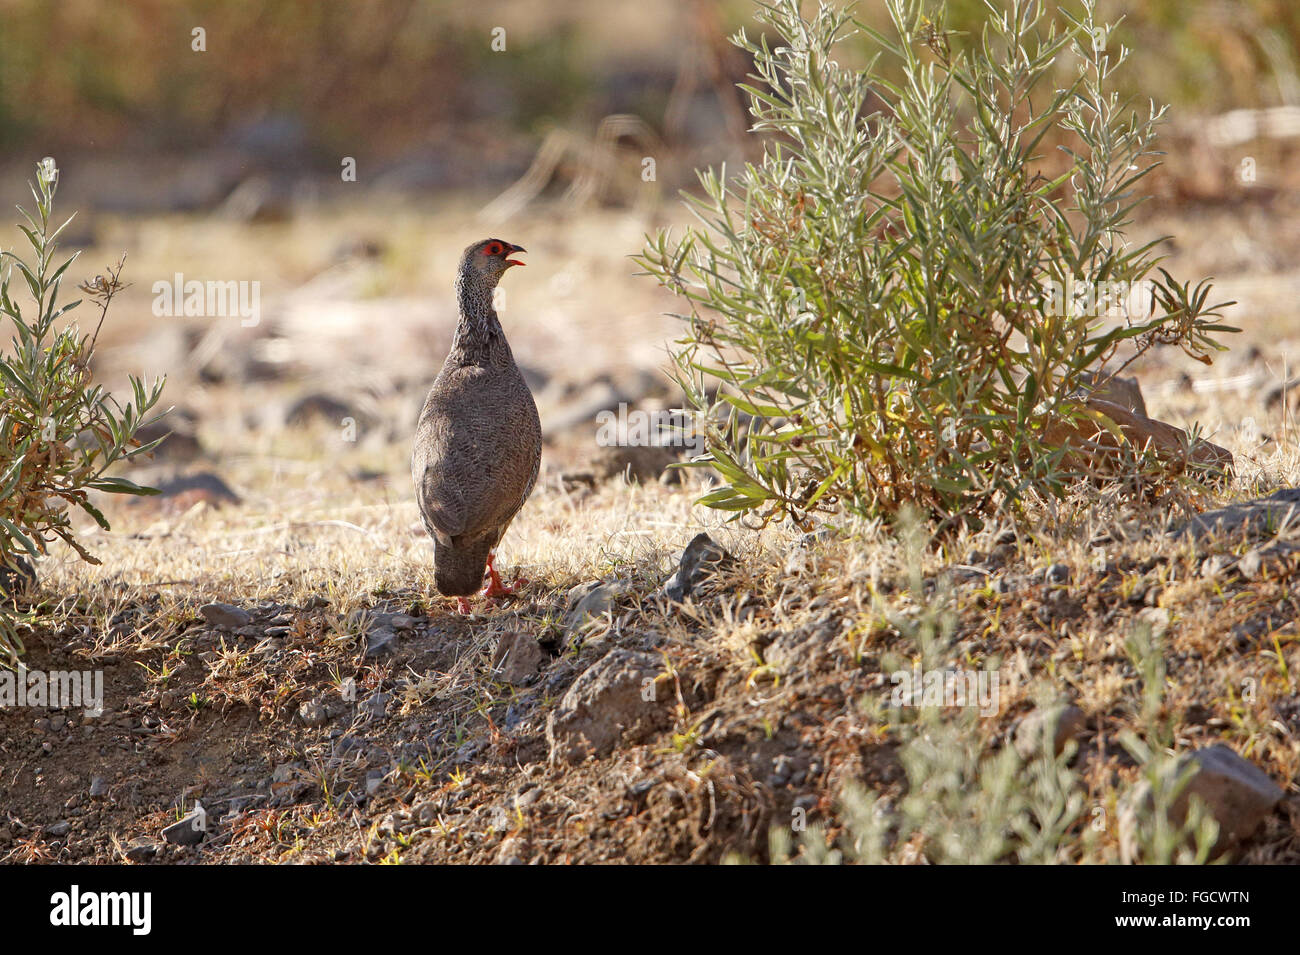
left=413, top=239, right=541, bottom=613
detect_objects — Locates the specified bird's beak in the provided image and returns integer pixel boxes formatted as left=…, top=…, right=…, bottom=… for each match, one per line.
left=504, top=243, right=526, bottom=267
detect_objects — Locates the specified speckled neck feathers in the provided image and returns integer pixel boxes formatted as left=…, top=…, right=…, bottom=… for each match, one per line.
left=451, top=268, right=505, bottom=360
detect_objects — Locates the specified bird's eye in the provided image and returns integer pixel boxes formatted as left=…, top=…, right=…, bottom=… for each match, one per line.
left=484, top=242, right=503, bottom=256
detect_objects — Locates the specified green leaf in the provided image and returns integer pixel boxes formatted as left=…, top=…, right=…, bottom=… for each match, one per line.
left=86, top=477, right=160, bottom=497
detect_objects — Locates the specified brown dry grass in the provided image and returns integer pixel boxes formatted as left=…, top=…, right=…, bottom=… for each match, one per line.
left=5, top=181, right=1300, bottom=863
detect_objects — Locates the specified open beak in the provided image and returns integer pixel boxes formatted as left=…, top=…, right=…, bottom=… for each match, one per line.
left=504, top=243, right=526, bottom=268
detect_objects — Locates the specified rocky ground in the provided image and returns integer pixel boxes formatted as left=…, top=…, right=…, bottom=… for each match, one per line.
left=4, top=133, right=1300, bottom=863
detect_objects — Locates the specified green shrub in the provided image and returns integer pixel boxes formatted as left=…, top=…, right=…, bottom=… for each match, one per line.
left=639, top=0, right=1235, bottom=530
left=0, top=158, right=165, bottom=660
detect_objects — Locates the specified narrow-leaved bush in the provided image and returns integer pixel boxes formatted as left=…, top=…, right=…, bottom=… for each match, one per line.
left=639, top=0, right=1234, bottom=529
left=1, top=159, right=165, bottom=659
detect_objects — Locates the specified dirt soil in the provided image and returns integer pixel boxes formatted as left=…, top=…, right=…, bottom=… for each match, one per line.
left=5, top=132, right=1300, bottom=864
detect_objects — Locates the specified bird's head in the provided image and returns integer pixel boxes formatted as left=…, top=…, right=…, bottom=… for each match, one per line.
left=459, top=238, right=526, bottom=286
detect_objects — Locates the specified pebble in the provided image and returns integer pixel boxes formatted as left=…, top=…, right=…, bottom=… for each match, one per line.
left=1044, top=563, right=1071, bottom=586
left=298, top=701, right=329, bottom=727
left=200, top=602, right=252, bottom=629
left=365, top=627, right=397, bottom=658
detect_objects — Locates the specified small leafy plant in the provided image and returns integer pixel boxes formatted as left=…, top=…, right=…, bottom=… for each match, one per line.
left=0, top=158, right=165, bottom=659
left=639, top=0, right=1235, bottom=529
left=764, top=528, right=1217, bottom=866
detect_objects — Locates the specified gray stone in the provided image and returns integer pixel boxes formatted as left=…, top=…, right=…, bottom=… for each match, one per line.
left=123, top=838, right=160, bottom=862
left=1201, top=541, right=1300, bottom=580
left=200, top=602, right=251, bottom=629
left=162, top=809, right=206, bottom=846
left=1177, top=488, right=1300, bottom=541
left=88, top=776, right=108, bottom=798
left=763, top=618, right=840, bottom=671
left=1044, top=563, right=1071, bottom=586
left=496, top=837, right=527, bottom=865
left=361, top=692, right=391, bottom=721
left=1120, top=744, right=1283, bottom=861
left=660, top=533, right=737, bottom=603
left=564, top=579, right=631, bottom=630
left=364, top=626, right=397, bottom=658
left=492, top=632, right=547, bottom=685
left=546, top=649, right=665, bottom=764
left=271, top=762, right=303, bottom=785
left=1136, top=606, right=1171, bottom=640
left=1237, top=548, right=1265, bottom=580
left=297, top=700, right=329, bottom=727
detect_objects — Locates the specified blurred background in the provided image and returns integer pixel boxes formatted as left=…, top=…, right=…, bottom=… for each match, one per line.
left=2, top=0, right=1299, bottom=506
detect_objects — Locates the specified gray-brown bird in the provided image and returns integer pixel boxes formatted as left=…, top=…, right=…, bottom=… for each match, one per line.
left=412, top=239, right=541, bottom=613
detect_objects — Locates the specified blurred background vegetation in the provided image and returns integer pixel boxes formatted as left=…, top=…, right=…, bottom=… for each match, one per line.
left=1, top=0, right=1297, bottom=204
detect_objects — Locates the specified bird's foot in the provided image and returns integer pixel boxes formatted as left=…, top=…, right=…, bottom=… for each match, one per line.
left=482, top=575, right=528, bottom=598
left=455, top=596, right=474, bottom=615
left=481, top=553, right=526, bottom=599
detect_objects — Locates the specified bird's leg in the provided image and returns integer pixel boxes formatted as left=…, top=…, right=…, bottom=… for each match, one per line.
left=456, top=596, right=474, bottom=615
left=481, top=551, right=526, bottom=598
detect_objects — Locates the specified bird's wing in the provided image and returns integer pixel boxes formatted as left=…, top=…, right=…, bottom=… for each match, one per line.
left=417, top=465, right=465, bottom=543
left=414, top=359, right=541, bottom=543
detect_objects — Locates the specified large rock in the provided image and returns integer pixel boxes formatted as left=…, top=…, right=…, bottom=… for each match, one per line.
left=1044, top=397, right=1232, bottom=475
left=1078, top=370, right=1148, bottom=417
left=546, top=649, right=665, bottom=764
left=1119, top=744, right=1283, bottom=861
left=1177, top=487, right=1300, bottom=541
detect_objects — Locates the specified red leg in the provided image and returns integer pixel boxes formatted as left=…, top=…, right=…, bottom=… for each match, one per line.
left=456, top=596, right=473, bottom=615
left=481, top=552, right=527, bottom=599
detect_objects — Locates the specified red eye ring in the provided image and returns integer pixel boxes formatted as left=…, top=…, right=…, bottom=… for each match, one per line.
left=484, top=241, right=503, bottom=256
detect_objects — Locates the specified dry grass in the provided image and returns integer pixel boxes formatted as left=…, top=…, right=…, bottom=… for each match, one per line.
left=4, top=186, right=1300, bottom=863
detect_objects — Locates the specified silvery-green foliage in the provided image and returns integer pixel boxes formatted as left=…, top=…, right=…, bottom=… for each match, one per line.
left=639, top=0, right=1234, bottom=528
left=0, top=161, right=165, bottom=659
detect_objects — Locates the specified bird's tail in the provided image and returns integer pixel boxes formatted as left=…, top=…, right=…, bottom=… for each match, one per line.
left=434, top=536, right=494, bottom=596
